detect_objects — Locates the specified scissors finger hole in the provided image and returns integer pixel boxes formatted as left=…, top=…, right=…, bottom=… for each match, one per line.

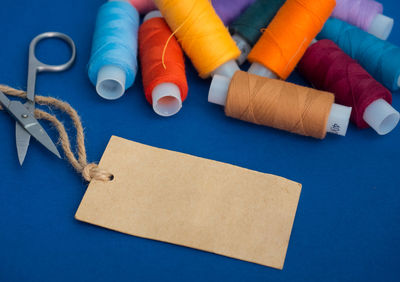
left=34, top=37, right=75, bottom=67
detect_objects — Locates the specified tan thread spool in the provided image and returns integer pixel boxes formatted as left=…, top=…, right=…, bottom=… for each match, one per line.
left=225, top=71, right=335, bottom=139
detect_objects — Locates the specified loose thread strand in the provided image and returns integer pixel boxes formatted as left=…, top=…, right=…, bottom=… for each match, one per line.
left=161, top=1, right=195, bottom=69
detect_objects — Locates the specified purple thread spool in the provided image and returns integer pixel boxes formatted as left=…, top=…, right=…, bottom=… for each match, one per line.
left=332, top=0, right=394, bottom=40
left=212, top=0, right=257, bottom=25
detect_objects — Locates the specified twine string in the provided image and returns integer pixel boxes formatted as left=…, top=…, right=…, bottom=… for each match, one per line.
left=0, top=85, right=112, bottom=182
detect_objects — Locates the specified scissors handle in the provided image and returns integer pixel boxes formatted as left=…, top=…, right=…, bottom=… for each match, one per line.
left=26, top=32, right=76, bottom=102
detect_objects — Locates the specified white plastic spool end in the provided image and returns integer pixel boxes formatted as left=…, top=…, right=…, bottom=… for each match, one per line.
left=368, top=14, right=394, bottom=40
left=232, top=34, right=252, bottom=65
left=326, top=103, right=352, bottom=136
left=211, top=60, right=240, bottom=79
left=96, top=65, right=126, bottom=100
left=363, top=99, right=399, bottom=135
left=208, top=75, right=231, bottom=106
left=152, top=83, right=182, bottom=117
left=248, top=62, right=278, bottom=79
left=143, top=10, right=162, bottom=22
left=310, top=38, right=318, bottom=46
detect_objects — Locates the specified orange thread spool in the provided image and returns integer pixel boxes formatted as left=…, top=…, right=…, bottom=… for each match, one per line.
left=248, top=0, right=336, bottom=80
left=139, top=15, right=188, bottom=116
left=225, top=71, right=335, bottom=139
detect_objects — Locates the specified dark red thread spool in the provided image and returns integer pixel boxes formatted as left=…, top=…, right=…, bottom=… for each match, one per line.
left=298, top=39, right=397, bottom=133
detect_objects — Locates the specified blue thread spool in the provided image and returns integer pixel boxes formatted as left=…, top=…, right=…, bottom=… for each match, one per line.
left=88, top=0, right=139, bottom=100
left=317, top=18, right=400, bottom=92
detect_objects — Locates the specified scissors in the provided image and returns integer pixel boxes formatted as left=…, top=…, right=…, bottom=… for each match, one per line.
left=0, top=32, right=76, bottom=165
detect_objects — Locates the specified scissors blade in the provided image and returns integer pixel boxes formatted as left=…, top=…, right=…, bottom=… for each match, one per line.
left=0, top=93, right=61, bottom=164
left=15, top=119, right=61, bottom=165
left=17, top=120, right=61, bottom=162
left=16, top=100, right=35, bottom=165
left=16, top=122, right=31, bottom=165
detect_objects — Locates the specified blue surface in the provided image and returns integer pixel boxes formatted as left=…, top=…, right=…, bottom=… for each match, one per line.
left=0, top=0, right=399, bottom=281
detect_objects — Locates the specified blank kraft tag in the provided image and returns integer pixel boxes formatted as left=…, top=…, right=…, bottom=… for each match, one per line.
left=75, top=136, right=302, bottom=269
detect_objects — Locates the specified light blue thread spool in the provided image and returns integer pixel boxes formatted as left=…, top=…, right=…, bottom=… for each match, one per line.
left=317, top=18, right=400, bottom=92
left=88, top=0, right=139, bottom=100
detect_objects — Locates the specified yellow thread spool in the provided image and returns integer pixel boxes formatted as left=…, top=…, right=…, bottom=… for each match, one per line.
left=153, top=0, right=241, bottom=78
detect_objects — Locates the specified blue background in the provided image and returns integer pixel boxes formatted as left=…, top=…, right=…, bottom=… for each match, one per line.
left=0, top=0, right=399, bottom=281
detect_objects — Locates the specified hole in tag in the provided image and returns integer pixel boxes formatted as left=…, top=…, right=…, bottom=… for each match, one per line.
left=108, top=174, right=115, bottom=181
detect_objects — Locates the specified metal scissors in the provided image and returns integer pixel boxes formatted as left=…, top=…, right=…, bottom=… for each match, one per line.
left=0, top=32, right=76, bottom=165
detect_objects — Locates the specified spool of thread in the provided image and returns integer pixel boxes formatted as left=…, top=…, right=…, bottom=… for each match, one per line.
left=213, top=0, right=257, bottom=26
left=230, top=0, right=286, bottom=65
left=129, top=0, right=156, bottom=14
left=153, top=0, right=241, bottom=79
left=317, top=18, right=400, bottom=92
left=139, top=11, right=188, bottom=117
left=247, top=0, right=335, bottom=80
left=332, top=0, right=393, bottom=40
left=298, top=39, right=399, bottom=135
left=88, top=0, right=139, bottom=100
left=130, top=0, right=255, bottom=25
left=208, top=71, right=352, bottom=139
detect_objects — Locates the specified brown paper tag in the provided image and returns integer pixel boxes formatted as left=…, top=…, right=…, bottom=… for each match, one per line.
left=75, top=136, right=302, bottom=269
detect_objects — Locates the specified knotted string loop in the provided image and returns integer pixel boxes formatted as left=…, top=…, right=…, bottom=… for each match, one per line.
left=0, top=85, right=112, bottom=182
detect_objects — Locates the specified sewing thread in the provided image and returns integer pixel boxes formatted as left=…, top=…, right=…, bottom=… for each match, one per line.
left=317, top=18, right=400, bottom=92
left=247, top=0, right=335, bottom=80
left=153, top=0, right=240, bottom=78
left=298, top=39, right=392, bottom=129
left=131, top=0, right=255, bottom=26
left=213, top=0, right=257, bottom=25
left=230, top=0, right=286, bottom=46
left=130, top=0, right=157, bottom=14
left=225, top=71, right=334, bottom=139
left=139, top=17, right=188, bottom=105
left=332, top=0, right=382, bottom=32
left=88, top=1, right=139, bottom=94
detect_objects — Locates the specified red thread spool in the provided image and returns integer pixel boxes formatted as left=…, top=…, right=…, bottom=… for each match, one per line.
left=298, top=39, right=399, bottom=135
left=139, top=12, right=188, bottom=116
